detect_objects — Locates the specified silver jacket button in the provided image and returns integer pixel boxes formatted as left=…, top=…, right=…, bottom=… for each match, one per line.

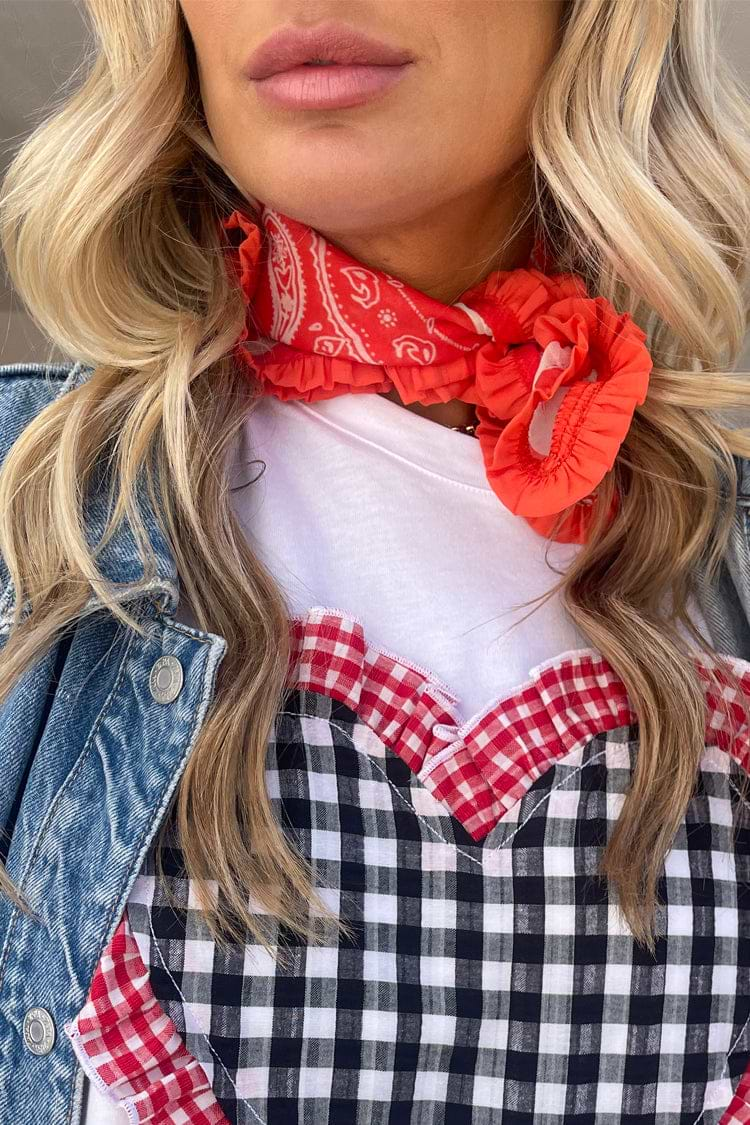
left=149, top=655, right=184, bottom=704
left=23, top=1008, right=56, bottom=1055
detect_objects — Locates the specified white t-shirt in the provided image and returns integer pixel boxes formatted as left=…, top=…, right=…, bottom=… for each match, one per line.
left=81, top=1080, right=124, bottom=1125
left=181, top=389, right=590, bottom=721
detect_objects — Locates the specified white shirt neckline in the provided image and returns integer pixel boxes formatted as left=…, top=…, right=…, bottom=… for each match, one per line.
left=292, top=390, right=495, bottom=494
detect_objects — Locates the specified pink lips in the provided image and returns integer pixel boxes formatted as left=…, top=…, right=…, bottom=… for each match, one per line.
left=244, top=22, right=415, bottom=110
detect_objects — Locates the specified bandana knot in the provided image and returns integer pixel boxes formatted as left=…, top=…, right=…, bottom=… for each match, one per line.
left=222, top=204, right=652, bottom=544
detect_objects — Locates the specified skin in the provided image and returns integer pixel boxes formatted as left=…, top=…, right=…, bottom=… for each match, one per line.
left=180, top=0, right=563, bottom=429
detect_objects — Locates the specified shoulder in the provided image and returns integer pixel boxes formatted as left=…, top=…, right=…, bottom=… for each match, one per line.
left=688, top=450, right=750, bottom=661
left=0, top=359, right=92, bottom=464
left=736, top=454, right=750, bottom=502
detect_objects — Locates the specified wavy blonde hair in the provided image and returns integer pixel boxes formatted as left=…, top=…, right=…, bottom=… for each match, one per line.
left=1, top=0, right=749, bottom=950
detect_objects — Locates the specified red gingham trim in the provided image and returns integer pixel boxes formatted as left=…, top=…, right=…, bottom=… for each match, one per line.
left=289, top=605, right=461, bottom=776
left=290, top=607, right=750, bottom=840
left=423, top=649, right=634, bottom=838
left=65, top=914, right=228, bottom=1124
left=721, top=1060, right=750, bottom=1123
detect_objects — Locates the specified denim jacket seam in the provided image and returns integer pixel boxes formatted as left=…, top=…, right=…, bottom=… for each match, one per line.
left=88, top=620, right=226, bottom=1021
left=50, top=361, right=88, bottom=399
left=0, top=362, right=75, bottom=379
left=158, top=614, right=214, bottom=647
left=0, top=623, right=136, bottom=995
left=0, top=361, right=91, bottom=623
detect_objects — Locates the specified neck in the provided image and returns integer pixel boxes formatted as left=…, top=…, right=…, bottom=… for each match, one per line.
left=314, top=159, right=535, bottom=304
left=313, top=160, right=535, bottom=429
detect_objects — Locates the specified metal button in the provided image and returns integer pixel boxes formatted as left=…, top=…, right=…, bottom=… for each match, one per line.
left=149, top=655, right=184, bottom=704
left=23, top=1008, right=55, bottom=1055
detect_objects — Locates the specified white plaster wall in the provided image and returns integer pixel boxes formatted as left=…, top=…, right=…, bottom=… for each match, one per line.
left=0, top=307, right=65, bottom=366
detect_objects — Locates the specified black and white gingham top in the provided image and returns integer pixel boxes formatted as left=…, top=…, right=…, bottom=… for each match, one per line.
left=69, top=604, right=750, bottom=1125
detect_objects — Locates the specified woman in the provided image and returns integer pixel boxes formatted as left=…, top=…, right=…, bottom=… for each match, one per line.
left=0, top=0, right=749, bottom=1121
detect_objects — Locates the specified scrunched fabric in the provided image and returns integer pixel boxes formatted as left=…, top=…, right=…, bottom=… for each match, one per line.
left=64, top=915, right=227, bottom=1123
left=475, top=298, right=652, bottom=541
left=221, top=204, right=654, bottom=545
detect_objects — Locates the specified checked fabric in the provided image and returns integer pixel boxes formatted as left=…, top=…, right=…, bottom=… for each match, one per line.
left=67, top=608, right=750, bottom=1124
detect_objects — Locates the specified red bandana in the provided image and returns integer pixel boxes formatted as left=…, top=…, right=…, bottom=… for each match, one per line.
left=222, top=203, right=652, bottom=544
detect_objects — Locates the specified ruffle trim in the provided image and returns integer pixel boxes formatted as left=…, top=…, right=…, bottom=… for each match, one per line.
left=223, top=206, right=655, bottom=546
left=235, top=269, right=585, bottom=411
left=289, top=605, right=462, bottom=778
left=457, top=268, right=588, bottom=344
left=476, top=297, right=652, bottom=542
left=289, top=607, right=750, bottom=841
left=65, top=919, right=228, bottom=1124
left=722, top=1064, right=750, bottom=1123
left=241, top=333, right=537, bottom=409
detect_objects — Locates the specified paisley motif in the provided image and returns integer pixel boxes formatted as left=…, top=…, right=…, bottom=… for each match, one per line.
left=341, top=265, right=382, bottom=309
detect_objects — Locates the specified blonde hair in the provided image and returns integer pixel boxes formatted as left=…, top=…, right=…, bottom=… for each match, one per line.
left=1, top=0, right=749, bottom=950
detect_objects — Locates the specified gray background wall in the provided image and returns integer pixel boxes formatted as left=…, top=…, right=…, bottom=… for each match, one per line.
left=0, top=0, right=748, bottom=366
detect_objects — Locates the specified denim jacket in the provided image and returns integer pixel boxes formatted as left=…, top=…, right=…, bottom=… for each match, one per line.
left=0, top=358, right=748, bottom=1124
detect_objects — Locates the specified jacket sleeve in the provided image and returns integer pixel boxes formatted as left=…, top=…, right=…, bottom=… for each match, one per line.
left=693, top=453, right=750, bottom=662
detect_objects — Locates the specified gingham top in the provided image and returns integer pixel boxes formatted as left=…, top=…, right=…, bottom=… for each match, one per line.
left=70, top=394, right=750, bottom=1125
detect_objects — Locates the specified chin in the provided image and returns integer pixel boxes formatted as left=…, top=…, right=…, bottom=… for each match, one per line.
left=244, top=170, right=436, bottom=236
left=230, top=122, right=437, bottom=233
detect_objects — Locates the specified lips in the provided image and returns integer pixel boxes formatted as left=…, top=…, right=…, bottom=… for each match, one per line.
left=244, top=22, right=415, bottom=80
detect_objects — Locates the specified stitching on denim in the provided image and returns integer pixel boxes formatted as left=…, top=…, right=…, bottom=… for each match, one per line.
left=64, top=1051, right=89, bottom=1125
left=67, top=620, right=228, bottom=1125
left=161, top=616, right=214, bottom=647
left=0, top=624, right=137, bottom=994
left=94, top=622, right=228, bottom=1001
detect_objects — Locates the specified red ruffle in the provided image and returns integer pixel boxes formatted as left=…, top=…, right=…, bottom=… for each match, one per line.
left=223, top=210, right=262, bottom=310
left=288, top=607, right=750, bottom=841
left=65, top=918, right=227, bottom=1123
left=221, top=207, right=654, bottom=545
left=458, top=268, right=588, bottom=344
